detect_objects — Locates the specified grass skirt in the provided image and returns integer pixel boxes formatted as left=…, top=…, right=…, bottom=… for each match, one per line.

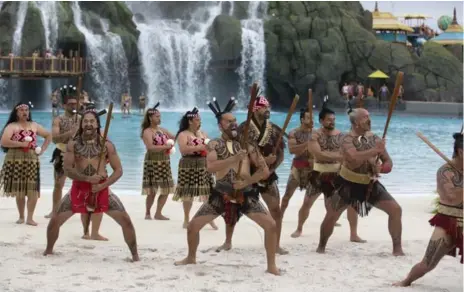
left=0, top=148, right=40, bottom=198
left=142, top=151, right=175, bottom=196
left=173, top=156, right=213, bottom=202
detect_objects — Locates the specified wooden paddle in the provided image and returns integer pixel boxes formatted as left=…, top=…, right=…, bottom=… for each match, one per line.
left=308, top=89, right=313, bottom=133
left=83, top=102, right=114, bottom=236
left=366, top=71, right=404, bottom=199
left=272, top=94, right=300, bottom=155
left=416, top=132, right=462, bottom=174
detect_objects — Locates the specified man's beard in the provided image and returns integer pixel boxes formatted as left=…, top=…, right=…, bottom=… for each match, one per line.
left=324, top=124, right=335, bottom=130
left=224, top=126, right=238, bottom=140
left=263, top=111, right=270, bottom=119
left=82, top=127, right=97, bottom=139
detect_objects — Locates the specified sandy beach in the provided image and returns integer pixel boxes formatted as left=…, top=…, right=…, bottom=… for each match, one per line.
left=0, top=192, right=461, bottom=292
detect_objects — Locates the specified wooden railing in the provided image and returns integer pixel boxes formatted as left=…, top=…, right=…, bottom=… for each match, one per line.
left=0, top=56, right=90, bottom=78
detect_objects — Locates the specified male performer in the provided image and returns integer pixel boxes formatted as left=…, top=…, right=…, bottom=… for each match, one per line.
left=280, top=107, right=313, bottom=219
left=394, top=132, right=463, bottom=287
left=290, top=105, right=364, bottom=242
left=43, top=110, right=139, bottom=261
left=217, top=95, right=288, bottom=254
left=47, top=85, right=80, bottom=218
left=316, top=108, right=404, bottom=256
left=175, top=98, right=280, bottom=275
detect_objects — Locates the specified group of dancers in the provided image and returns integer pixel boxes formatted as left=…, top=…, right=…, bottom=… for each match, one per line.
left=0, top=83, right=461, bottom=286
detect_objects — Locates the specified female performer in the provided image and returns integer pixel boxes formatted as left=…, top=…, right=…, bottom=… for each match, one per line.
left=141, top=102, right=175, bottom=220
left=0, top=102, right=51, bottom=225
left=173, top=107, right=217, bottom=229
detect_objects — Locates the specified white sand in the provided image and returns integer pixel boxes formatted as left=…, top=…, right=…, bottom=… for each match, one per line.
left=0, top=192, right=462, bottom=292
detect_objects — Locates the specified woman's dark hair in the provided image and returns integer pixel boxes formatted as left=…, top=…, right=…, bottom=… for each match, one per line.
left=175, top=107, right=199, bottom=140
left=453, top=132, right=463, bottom=158
left=140, top=102, right=160, bottom=138
left=1, top=102, right=33, bottom=152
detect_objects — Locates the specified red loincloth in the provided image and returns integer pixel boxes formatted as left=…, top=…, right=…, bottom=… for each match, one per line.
left=292, top=159, right=311, bottom=169
left=70, top=180, right=109, bottom=213
left=429, top=214, right=463, bottom=264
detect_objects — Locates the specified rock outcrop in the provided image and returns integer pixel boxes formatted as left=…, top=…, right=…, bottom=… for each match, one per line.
left=263, top=1, right=463, bottom=108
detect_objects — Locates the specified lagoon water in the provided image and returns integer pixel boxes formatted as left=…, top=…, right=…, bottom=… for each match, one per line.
left=0, top=110, right=461, bottom=197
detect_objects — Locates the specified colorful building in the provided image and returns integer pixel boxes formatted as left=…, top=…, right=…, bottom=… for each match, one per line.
left=372, top=2, right=414, bottom=44
left=430, top=8, right=464, bottom=45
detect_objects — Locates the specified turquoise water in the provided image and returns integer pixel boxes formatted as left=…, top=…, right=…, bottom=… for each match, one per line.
left=0, top=110, right=461, bottom=197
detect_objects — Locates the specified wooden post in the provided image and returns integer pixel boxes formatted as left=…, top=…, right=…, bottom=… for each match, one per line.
left=64, top=58, right=67, bottom=72
left=77, top=75, right=83, bottom=98
left=9, top=56, right=13, bottom=72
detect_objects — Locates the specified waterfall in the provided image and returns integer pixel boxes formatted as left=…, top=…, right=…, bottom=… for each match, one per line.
left=0, top=1, right=28, bottom=108
left=71, top=1, right=130, bottom=106
left=135, top=2, right=222, bottom=109
left=36, top=1, right=58, bottom=108
left=236, top=2, right=267, bottom=103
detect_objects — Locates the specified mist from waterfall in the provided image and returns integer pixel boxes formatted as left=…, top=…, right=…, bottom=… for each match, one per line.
left=36, top=1, right=58, bottom=108
left=133, top=2, right=222, bottom=109
left=236, top=2, right=267, bottom=103
left=0, top=1, right=28, bottom=108
left=71, top=1, right=130, bottom=106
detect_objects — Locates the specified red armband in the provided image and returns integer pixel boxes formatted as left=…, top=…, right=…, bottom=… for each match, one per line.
left=200, top=150, right=207, bottom=157
left=380, top=163, right=392, bottom=173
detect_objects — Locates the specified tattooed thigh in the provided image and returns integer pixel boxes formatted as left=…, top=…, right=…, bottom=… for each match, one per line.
left=368, top=181, right=394, bottom=205
left=326, top=191, right=349, bottom=213
left=56, top=193, right=72, bottom=213
left=423, top=227, right=454, bottom=269
left=108, top=192, right=126, bottom=212
left=194, top=202, right=221, bottom=218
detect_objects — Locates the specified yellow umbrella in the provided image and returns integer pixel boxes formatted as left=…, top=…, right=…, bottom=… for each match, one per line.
left=368, top=70, right=389, bottom=106
left=368, top=70, right=389, bottom=79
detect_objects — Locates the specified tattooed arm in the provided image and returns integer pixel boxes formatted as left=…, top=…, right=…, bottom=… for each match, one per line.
left=51, top=117, right=75, bottom=144
left=308, top=131, right=342, bottom=162
left=342, top=134, right=383, bottom=163
left=437, top=165, right=463, bottom=204
left=373, top=135, right=393, bottom=173
left=101, top=141, right=123, bottom=188
left=288, top=130, right=307, bottom=155
left=205, top=140, right=241, bottom=173
left=63, top=141, right=92, bottom=182
left=248, top=145, right=270, bottom=183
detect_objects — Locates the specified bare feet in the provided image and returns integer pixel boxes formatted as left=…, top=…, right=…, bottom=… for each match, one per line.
left=209, top=221, right=218, bottom=230
left=132, top=254, right=140, bottom=262
left=182, top=221, right=188, bottom=229
left=43, top=249, right=53, bottom=256
left=154, top=214, right=170, bottom=220
left=316, top=246, right=326, bottom=254
left=88, top=234, right=109, bottom=241
left=174, top=257, right=196, bottom=266
left=350, top=235, right=367, bottom=243
left=82, top=234, right=91, bottom=240
left=266, top=266, right=281, bottom=276
left=26, top=219, right=38, bottom=226
left=16, top=218, right=25, bottom=224
left=290, top=230, right=302, bottom=238
left=393, top=248, right=405, bottom=256
left=144, top=214, right=152, bottom=220
left=215, top=243, right=232, bottom=252
left=276, top=247, right=289, bottom=255
left=392, top=280, right=411, bottom=287
left=335, top=222, right=341, bottom=227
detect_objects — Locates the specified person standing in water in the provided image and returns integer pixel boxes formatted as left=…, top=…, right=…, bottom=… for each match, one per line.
left=0, top=102, right=52, bottom=226
left=173, top=107, right=217, bottom=230
left=141, top=102, right=175, bottom=220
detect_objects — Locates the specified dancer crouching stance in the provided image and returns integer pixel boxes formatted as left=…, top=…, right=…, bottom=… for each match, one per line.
left=394, top=132, right=463, bottom=287
left=173, top=107, right=217, bottom=230
left=317, top=108, right=404, bottom=255
left=0, top=102, right=51, bottom=225
left=43, top=110, right=139, bottom=261
left=141, top=102, right=175, bottom=220
left=218, top=96, right=288, bottom=254
left=175, top=98, right=280, bottom=275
